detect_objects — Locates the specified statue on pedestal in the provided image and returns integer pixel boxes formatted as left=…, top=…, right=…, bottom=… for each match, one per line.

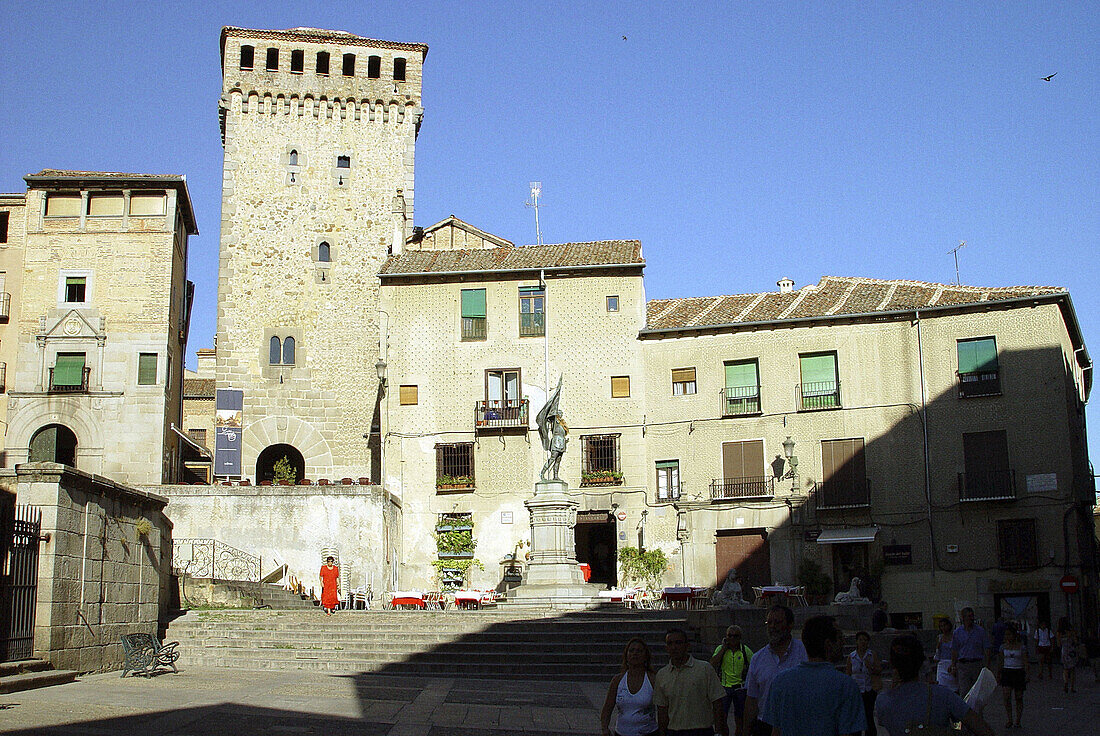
left=537, top=377, right=568, bottom=481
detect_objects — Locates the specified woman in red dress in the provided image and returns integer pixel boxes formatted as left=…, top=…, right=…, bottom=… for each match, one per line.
left=319, top=556, right=340, bottom=615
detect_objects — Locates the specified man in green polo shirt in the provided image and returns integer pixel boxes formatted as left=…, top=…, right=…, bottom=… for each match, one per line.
left=711, top=625, right=753, bottom=736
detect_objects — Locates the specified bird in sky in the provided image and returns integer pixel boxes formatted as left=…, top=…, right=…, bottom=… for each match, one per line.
left=1041, top=72, right=1057, bottom=81
left=622, top=35, right=627, bottom=41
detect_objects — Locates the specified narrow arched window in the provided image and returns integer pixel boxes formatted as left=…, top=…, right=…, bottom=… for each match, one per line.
left=367, top=55, right=381, bottom=79
left=289, top=150, right=299, bottom=166
left=266, top=48, right=279, bottom=71
left=282, top=336, right=295, bottom=365
left=393, top=57, right=406, bottom=81
left=342, top=53, right=356, bottom=77
left=269, top=336, right=281, bottom=365
left=240, top=45, right=255, bottom=71
left=318, top=242, right=331, bottom=262
left=316, top=51, right=330, bottom=75
left=290, top=49, right=304, bottom=74
left=336, top=155, right=350, bottom=169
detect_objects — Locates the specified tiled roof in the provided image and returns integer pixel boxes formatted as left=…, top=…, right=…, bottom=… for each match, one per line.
left=645, top=276, right=1066, bottom=331
left=183, top=378, right=215, bottom=399
left=380, top=241, right=644, bottom=276
left=28, top=170, right=184, bottom=180
left=221, top=26, right=428, bottom=55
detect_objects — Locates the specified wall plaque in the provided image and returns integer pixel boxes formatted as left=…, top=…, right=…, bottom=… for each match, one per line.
left=883, top=545, right=912, bottom=565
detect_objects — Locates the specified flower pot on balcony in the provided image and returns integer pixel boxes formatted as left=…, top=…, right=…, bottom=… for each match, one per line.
left=340, top=478, right=354, bottom=485
left=438, top=551, right=474, bottom=559
left=358, top=477, right=370, bottom=485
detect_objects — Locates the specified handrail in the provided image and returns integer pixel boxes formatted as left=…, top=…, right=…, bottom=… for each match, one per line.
left=172, top=538, right=261, bottom=582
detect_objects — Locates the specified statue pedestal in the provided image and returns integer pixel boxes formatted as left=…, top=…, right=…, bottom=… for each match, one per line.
left=510, top=479, right=600, bottom=603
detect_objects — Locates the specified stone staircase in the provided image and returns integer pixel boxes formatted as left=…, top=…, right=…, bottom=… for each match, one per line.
left=0, top=659, right=78, bottom=694
left=181, top=578, right=320, bottom=610
left=167, top=608, right=701, bottom=680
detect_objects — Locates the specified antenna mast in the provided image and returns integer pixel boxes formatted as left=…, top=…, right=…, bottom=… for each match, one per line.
left=949, top=240, right=967, bottom=285
left=525, top=181, right=543, bottom=245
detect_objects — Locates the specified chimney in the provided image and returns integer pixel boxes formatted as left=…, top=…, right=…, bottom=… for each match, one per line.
left=390, top=189, right=407, bottom=256
left=777, top=277, right=795, bottom=293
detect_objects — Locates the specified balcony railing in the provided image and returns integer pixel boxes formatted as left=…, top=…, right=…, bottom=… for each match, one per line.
left=720, top=386, right=761, bottom=416
left=519, top=312, right=545, bottom=337
left=814, top=477, right=871, bottom=509
left=710, top=475, right=774, bottom=501
left=0, top=292, right=10, bottom=322
left=798, top=380, right=841, bottom=411
left=957, top=370, right=1001, bottom=398
left=475, top=398, right=529, bottom=430
left=958, top=469, right=1016, bottom=501
left=49, top=366, right=91, bottom=393
left=461, top=317, right=486, bottom=341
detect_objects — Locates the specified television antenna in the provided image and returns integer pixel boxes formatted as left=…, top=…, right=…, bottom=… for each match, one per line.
left=949, top=240, right=967, bottom=285
left=525, top=181, right=543, bottom=245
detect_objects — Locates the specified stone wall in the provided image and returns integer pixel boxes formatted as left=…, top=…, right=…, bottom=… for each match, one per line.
left=0, top=193, right=27, bottom=458
left=7, top=463, right=172, bottom=674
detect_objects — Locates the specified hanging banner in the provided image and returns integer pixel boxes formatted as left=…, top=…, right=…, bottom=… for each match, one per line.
left=214, top=389, right=244, bottom=476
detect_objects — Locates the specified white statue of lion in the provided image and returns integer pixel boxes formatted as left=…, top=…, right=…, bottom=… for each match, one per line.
left=833, top=576, right=870, bottom=605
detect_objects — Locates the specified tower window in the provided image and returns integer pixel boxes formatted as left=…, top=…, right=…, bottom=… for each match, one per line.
left=367, top=55, right=381, bottom=79
left=269, top=336, right=296, bottom=366
left=316, top=51, right=330, bottom=75
left=336, top=155, right=351, bottom=169
left=290, top=50, right=304, bottom=73
left=394, top=57, right=407, bottom=81
left=282, top=336, right=295, bottom=365
left=0, top=211, right=8, bottom=243
left=265, top=48, right=278, bottom=71
left=65, top=276, right=87, bottom=303
left=342, top=53, right=356, bottom=77
left=240, top=45, right=254, bottom=70
left=318, top=242, right=331, bottom=262
left=288, top=150, right=299, bottom=167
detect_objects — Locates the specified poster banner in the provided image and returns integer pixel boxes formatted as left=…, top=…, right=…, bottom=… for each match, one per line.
left=214, top=389, right=244, bottom=476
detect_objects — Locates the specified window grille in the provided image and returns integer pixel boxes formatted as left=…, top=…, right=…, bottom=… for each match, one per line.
left=435, top=443, right=474, bottom=490
left=581, top=434, right=620, bottom=474
left=188, top=428, right=208, bottom=446
left=997, top=518, right=1037, bottom=569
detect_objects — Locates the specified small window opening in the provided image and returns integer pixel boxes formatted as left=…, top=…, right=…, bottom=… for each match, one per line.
left=318, top=242, right=331, bottom=262
left=367, top=55, right=381, bottom=79
left=394, top=57, right=407, bottom=81
left=65, top=276, right=87, bottom=303
left=0, top=211, right=10, bottom=243
left=316, top=51, right=330, bottom=75
left=290, top=50, right=304, bottom=73
left=336, top=156, right=351, bottom=169
left=289, top=150, right=298, bottom=166
left=265, top=48, right=279, bottom=71
left=282, top=336, right=295, bottom=365
left=342, top=53, right=356, bottom=77
left=240, top=45, right=254, bottom=70
left=269, top=336, right=281, bottom=365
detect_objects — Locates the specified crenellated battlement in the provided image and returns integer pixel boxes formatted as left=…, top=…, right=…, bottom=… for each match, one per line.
left=221, top=89, right=421, bottom=125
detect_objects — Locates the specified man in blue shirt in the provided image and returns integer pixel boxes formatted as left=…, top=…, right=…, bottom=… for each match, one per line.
left=743, top=606, right=808, bottom=736
left=951, top=607, right=992, bottom=701
left=761, top=615, right=865, bottom=736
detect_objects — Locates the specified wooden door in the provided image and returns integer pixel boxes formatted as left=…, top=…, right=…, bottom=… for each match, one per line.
left=715, top=530, right=770, bottom=590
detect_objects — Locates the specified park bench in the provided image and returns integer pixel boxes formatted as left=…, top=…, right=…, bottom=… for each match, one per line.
left=120, top=632, right=180, bottom=678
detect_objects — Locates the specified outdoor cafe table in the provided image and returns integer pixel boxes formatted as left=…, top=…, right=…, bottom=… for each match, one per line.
left=597, top=588, right=636, bottom=604
left=662, top=586, right=707, bottom=608
left=390, top=591, right=426, bottom=609
left=758, top=585, right=797, bottom=604
left=453, top=589, right=496, bottom=609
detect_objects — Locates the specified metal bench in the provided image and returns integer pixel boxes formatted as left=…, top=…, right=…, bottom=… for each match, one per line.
left=120, top=632, right=180, bottom=678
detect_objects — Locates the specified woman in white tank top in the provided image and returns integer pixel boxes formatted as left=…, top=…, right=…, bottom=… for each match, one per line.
left=600, top=637, right=659, bottom=736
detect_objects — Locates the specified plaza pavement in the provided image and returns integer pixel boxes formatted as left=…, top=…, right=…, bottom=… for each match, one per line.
left=0, top=663, right=1096, bottom=735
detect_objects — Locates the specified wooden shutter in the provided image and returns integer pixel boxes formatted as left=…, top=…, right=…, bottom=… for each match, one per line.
left=611, top=376, right=630, bottom=398
left=958, top=338, right=998, bottom=373
left=671, top=368, right=695, bottom=383
left=399, top=385, right=418, bottom=405
left=722, top=440, right=763, bottom=479
left=138, top=353, right=158, bottom=385
left=460, top=288, right=486, bottom=318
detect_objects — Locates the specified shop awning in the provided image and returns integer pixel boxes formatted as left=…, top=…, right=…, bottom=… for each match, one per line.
left=816, top=526, right=879, bottom=544
left=171, top=423, right=212, bottom=459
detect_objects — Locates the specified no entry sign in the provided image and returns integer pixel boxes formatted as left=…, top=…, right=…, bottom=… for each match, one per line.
left=1060, top=574, right=1079, bottom=593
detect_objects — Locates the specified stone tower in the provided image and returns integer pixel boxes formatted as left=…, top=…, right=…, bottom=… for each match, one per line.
left=215, top=27, right=426, bottom=482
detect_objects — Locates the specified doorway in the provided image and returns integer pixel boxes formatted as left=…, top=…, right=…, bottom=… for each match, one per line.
left=28, top=424, right=77, bottom=466
left=830, top=543, right=870, bottom=597
left=716, top=529, right=770, bottom=590
left=994, top=592, right=1050, bottom=640
left=575, top=515, right=617, bottom=587
left=255, top=443, right=305, bottom=484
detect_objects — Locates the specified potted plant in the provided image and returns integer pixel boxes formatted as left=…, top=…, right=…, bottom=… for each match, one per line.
left=432, top=558, right=484, bottom=590
left=617, top=546, right=669, bottom=590
left=797, top=559, right=833, bottom=605
left=581, top=469, right=623, bottom=486
left=436, top=474, right=475, bottom=490
left=436, top=528, right=476, bottom=559
left=273, top=456, right=296, bottom=485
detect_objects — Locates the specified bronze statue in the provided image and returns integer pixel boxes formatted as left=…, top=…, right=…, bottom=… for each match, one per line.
left=537, top=377, right=568, bottom=481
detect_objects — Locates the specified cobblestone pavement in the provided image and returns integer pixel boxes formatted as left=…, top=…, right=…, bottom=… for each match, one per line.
left=0, top=664, right=1096, bottom=735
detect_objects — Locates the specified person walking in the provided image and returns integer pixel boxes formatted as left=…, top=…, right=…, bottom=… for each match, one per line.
left=1034, top=619, right=1053, bottom=680
left=1057, top=618, right=1078, bottom=694
left=319, top=555, right=340, bottom=615
left=742, top=605, right=808, bottom=736
left=601, top=637, right=659, bottom=736
left=761, top=615, right=865, bottom=736
left=931, top=617, right=958, bottom=693
left=710, top=625, right=753, bottom=736
left=950, top=607, right=991, bottom=700
left=997, top=624, right=1027, bottom=728
left=653, top=627, right=728, bottom=736
left=845, top=630, right=881, bottom=736
left=875, top=634, right=994, bottom=736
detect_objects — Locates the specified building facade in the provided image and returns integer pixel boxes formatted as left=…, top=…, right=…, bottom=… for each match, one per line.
left=0, top=192, right=27, bottom=456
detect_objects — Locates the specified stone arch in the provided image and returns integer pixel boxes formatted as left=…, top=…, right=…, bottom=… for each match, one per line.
left=4, top=398, right=105, bottom=472
left=242, top=415, right=333, bottom=482
left=256, top=443, right=305, bottom=484
left=29, top=424, right=78, bottom=466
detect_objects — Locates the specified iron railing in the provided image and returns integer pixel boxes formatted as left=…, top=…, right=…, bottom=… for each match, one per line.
left=957, top=370, right=1001, bottom=398
left=461, top=317, right=487, bottom=341
left=49, top=366, right=91, bottom=393
left=519, top=312, right=545, bottom=337
left=959, top=469, right=1016, bottom=501
left=172, top=538, right=261, bottom=582
left=710, top=476, right=774, bottom=500
left=798, top=380, right=841, bottom=410
left=1, top=505, right=43, bottom=662
left=720, top=386, right=761, bottom=416
left=474, top=399, right=529, bottom=429
left=814, top=477, right=872, bottom=509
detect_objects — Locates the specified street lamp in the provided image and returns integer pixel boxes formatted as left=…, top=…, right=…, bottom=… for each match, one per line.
left=782, top=436, right=799, bottom=480
left=375, top=356, right=388, bottom=391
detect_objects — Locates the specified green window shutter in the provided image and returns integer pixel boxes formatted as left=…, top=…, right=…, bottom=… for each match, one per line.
left=799, top=353, right=837, bottom=384
left=53, top=354, right=86, bottom=386
left=724, top=360, right=758, bottom=388
left=460, top=289, right=486, bottom=318
left=138, top=353, right=158, bottom=385
left=66, top=276, right=86, bottom=288
left=656, top=460, right=678, bottom=469
left=518, top=286, right=543, bottom=295
left=958, top=338, right=998, bottom=373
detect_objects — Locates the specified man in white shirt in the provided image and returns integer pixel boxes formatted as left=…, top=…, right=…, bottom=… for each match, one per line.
left=742, top=605, right=808, bottom=736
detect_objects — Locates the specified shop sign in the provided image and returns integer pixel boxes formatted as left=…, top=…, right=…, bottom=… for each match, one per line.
left=883, top=545, right=912, bottom=565
left=988, top=578, right=1051, bottom=593
left=577, top=511, right=610, bottom=524
left=803, top=529, right=821, bottom=542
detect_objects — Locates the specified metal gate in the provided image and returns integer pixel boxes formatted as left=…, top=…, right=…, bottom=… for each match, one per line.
left=1, top=505, right=43, bottom=662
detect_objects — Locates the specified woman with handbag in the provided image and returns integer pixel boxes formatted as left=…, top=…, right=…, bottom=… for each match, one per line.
left=874, top=635, right=994, bottom=736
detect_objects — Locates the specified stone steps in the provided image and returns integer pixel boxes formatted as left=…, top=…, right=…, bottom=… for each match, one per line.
left=0, top=660, right=78, bottom=695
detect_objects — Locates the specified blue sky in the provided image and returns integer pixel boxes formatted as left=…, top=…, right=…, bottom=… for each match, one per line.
left=2, top=1, right=1098, bottom=472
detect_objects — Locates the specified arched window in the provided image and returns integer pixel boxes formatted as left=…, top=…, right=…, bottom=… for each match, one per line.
left=289, top=150, right=299, bottom=166
left=265, top=48, right=279, bottom=71
left=367, top=55, right=381, bottom=79
left=316, top=51, right=330, bottom=75
left=29, top=424, right=78, bottom=466
left=269, top=336, right=281, bottom=365
left=240, top=45, right=254, bottom=71
left=290, top=49, right=304, bottom=74
left=282, top=336, right=295, bottom=365
left=318, top=242, right=331, bottom=262
left=393, top=57, right=406, bottom=81
left=342, top=53, right=356, bottom=77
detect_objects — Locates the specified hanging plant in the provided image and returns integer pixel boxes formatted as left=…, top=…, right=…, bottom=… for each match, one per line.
left=134, top=518, right=153, bottom=538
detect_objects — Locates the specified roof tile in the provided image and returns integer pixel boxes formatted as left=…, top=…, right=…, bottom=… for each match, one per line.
left=380, top=240, right=643, bottom=276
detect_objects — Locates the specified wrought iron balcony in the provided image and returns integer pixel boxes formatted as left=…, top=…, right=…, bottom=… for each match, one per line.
left=957, top=370, right=1001, bottom=398
left=0, top=292, right=10, bottom=322
left=519, top=312, right=545, bottom=337
left=710, top=475, right=774, bottom=501
left=461, top=316, right=486, bottom=341
left=814, top=477, right=872, bottom=509
left=48, top=366, right=91, bottom=393
left=958, top=469, right=1016, bottom=501
left=798, top=380, right=841, bottom=410
left=474, top=398, right=529, bottom=430
left=721, top=386, right=761, bottom=416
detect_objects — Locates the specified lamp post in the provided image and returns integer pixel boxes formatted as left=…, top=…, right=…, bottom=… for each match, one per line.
left=782, top=436, right=799, bottom=491
left=375, top=356, right=388, bottom=394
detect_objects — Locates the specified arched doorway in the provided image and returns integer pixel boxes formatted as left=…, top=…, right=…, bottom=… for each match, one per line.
left=29, top=424, right=78, bottom=467
left=256, top=443, right=305, bottom=484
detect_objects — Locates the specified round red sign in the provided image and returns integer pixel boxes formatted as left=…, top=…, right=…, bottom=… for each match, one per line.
left=616, top=511, right=627, bottom=522
left=1060, top=574, right=1079, bottom=593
